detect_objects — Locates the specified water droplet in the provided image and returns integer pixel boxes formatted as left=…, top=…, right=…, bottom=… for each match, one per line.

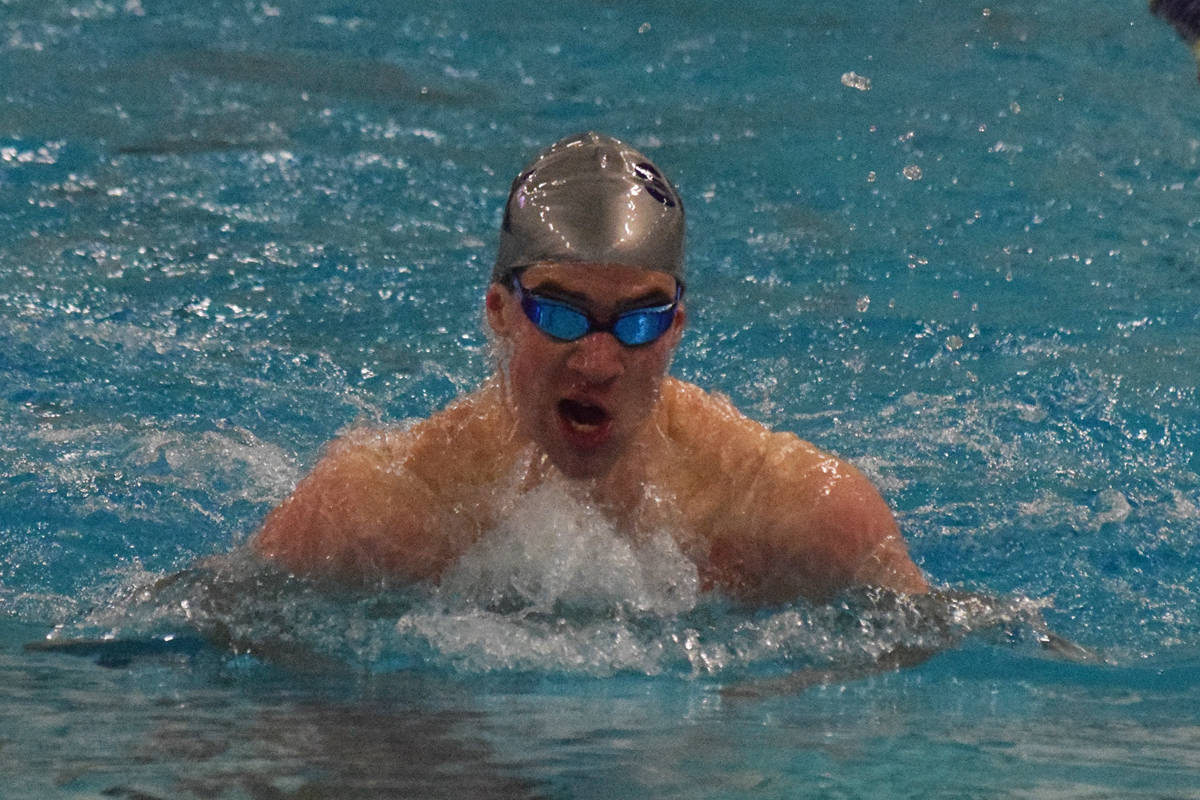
left=840, top=71, right=871, bottom=91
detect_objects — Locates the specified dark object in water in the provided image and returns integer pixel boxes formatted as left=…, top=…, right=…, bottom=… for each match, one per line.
left=169, top=48, right=473, bottom=107
left=113, top=47, right=485, bottom=156
left=22, top=559, right=362, bottom=673
left=1151, top=0, right=1200, bottom=39
left=1150, top=0, right=1200, bottom=79
left=24, top=634, right=208, bottom=668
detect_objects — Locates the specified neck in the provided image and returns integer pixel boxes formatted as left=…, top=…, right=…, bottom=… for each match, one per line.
left=484, top=370, right=677, bottom=526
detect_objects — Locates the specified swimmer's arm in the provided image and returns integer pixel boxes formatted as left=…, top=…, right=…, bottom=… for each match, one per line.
left=722, top=589, right=1102, bottom=699
left=253, top=434, right=453, bottom=582
left=845, top=498, right=930, bottom=596
left=752, top=448, right=928, bottom=601
left=806, top=466, right=928, bottom=596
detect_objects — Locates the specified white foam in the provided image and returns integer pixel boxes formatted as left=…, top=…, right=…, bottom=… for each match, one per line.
left=436, top=480, right=700, bottom=618
left=394, top=480, right=701, bottom=675
left=1019, top=488, right=1133, bottom=531
left=132, top=426, right=301, bottom=507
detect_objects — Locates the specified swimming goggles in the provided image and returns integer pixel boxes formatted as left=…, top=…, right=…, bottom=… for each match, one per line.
left=511, top=274, right=682, bottom=347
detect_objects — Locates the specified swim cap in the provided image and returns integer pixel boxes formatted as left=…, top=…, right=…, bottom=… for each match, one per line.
left=493, top=132, right=685, bottom=285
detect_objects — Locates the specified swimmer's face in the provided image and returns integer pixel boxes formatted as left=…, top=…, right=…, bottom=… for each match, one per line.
left=486, top=263, right=685, bottom=479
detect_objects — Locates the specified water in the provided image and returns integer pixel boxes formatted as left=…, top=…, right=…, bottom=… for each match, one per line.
left=3, top=0, right=1200, bottom=796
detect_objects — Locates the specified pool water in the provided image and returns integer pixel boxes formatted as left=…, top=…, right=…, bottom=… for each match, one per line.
left=3, top=0, right=1200, bottom=797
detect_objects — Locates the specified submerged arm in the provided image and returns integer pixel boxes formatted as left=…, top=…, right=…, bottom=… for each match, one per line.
left=721, top=588, right=1101, bottom=699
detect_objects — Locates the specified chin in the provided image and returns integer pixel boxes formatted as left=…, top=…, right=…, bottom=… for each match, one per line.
left=539, top=434, right=626, bottom=481
left=547, top=449, right=619, bottom=481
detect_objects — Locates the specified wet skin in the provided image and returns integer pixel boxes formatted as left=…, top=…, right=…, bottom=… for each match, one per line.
left=254, top=263, right=929, bottom=604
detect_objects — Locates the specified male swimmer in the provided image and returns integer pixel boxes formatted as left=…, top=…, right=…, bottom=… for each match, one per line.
left=254, top=132, right=929, bottom=605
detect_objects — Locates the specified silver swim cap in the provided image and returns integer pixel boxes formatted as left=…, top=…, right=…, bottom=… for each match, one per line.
left=493, top=132, right=684, bottom=285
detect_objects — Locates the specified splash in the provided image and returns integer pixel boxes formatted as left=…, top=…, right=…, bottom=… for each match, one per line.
left=396, top=480, right=702, bottom=675
left=27, top=467, right=1093, bottom=682
left=30, top=537, right=1086, bottom=685
left=436, top=480, right=700, bottom=618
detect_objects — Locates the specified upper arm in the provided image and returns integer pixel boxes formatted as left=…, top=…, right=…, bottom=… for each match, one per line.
left=746, top=439, right=928, bottom=601
left=821, top=471, right=928, bottom=595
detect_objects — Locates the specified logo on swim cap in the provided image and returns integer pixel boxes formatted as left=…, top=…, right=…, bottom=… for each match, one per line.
left=493, top=132, right=685, bottom=285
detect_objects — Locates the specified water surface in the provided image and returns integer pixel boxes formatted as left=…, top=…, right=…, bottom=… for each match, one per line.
left=2, top=1, right=1199, bottom=797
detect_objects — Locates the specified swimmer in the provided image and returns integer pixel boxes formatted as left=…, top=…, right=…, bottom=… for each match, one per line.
left=254, top=131, right=929, bottom=605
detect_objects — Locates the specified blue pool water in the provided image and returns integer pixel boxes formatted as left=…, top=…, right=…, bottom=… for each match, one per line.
left=3, top=0, right=1200, bottom=796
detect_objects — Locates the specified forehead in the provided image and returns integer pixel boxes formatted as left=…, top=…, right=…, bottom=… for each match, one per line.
left=520, top=262, right=677, bottom=300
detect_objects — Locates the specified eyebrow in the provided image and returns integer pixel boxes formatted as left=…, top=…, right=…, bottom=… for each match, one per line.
left=524, top=279, right=677, bottom=311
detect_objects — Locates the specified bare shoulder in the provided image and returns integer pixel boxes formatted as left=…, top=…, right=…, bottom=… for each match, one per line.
left=745, top=431, right=928, bottom=599
left=653, top=379, right=772, bottom=528
left=657, top=378, right=775, bottom=466
left=252, top=425, right=438, bottom=580
left=658, top=378, right=927, bottom=602
left=253, top=386, right=514, bottom=581
left=658, top=378, right=826, bottom=490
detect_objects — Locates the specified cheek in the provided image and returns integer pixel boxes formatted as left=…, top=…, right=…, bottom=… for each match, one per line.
left=623, top=348, right=673, bottom=399
left=638, top=339, right=674, bottom=375
left=505, top=334, right=559, bottom=404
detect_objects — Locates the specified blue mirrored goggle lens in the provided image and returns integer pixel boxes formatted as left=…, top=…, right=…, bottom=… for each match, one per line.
left=513, top=277, right=679, bottom=347
left=612, top=306, right=673, bottom=344
left=529, top=298, right=590, bottom=341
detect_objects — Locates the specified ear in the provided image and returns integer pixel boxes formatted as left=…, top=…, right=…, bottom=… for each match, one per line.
left=664, top=301, right=686, bottom=348
left=485, top=283, right=513, bottom=336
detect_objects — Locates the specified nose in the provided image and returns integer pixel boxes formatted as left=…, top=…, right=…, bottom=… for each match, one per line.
left=565, top=332, right=625, bottom=383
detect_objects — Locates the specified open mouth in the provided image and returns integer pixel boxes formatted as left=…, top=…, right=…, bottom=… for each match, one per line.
left=559, top=399, right=610, bottom=429
left=557, top=399, right=612, bottom=443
